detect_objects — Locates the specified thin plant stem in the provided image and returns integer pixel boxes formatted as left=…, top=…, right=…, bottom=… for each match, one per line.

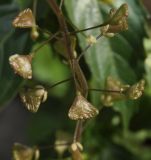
left=73, top=120, right=83, bottom=143
left=89, top=88, right=123, bottom=94
left=71, top=23, right=108, bottom=34
left=32, top=32, right=60, bottom=53
left=38, top=142, right=71, bottom=150
left=59, top=0, right=64, bottom=10
left=47, top=0, right=87, bottom=144
left=77, top=33, right=103, bottom=61
left=46, top=77, right=72, bottom=90
left=33, top=0, right=38, bottom=20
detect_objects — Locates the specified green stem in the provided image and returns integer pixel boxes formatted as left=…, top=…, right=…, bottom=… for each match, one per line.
left=46, top=77, right=72, bottom=90
left=89, top=88, right=122, bottom=94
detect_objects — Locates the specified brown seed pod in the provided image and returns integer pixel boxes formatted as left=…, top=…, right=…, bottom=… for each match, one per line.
left=12, top=8, right=35, bottom=28
left=20, top=85, right=48, bottom=113
left=12, top=143, right=40, bottom=160
left=9, top=54, right=33, bottom=79
left=124, top=80, right=145, bottom=100
left=101, top=3, right=128, bottom=36
left=101, top=77, right=145, bottom=106
left=68, top=94, right=99, bottom=120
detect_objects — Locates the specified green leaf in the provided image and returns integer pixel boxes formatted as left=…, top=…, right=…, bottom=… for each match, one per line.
left=65, top=0, right=146, bottom=129
left=32, top=43, right=70, bottom=97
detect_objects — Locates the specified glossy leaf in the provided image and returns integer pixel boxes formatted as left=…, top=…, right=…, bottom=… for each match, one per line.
left=64, top=0, right=146, bottom=129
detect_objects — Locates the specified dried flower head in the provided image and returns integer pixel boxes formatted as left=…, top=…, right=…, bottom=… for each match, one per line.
left=68, top=94, right=99, bottom=120
left=101, top=76, right=145, bottom=106
left=101, top=76, right=127, bottom=106
left=12, top=8, right=35, bottom=28
left=12, top=143, right=40, bottom=160
left=101, top=3, right=128, bottom=36
left=20, top=85, right=48, bottom=113
left=123, top=80, right=145, bottom=100
left=9, top=54, right=33, bottom=79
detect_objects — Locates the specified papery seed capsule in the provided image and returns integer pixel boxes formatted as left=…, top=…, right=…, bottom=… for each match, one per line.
left=9, top=54, right=33, bottom=79
left=13, top=143, right=35, bottom=160
left=125, top=80, right=145, bottom=100
left=12, top=8, right=35, bottom=28
left=68, top=94, right=99, bottom=120
left=20, top=85, right=48, bottom=113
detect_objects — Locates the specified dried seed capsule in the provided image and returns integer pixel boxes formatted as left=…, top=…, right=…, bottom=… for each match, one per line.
left=12, top=143, right=40, bottom=160
left=109, top=3, right=128, bottom=25
left=9, top=54, right=33, bottom=79
left=124, top=80, right=145, bottom=100
left=101, top=76, right=145, bottom=106
left=68, top=94, right=99, bottom=120
left=101, top=3, right=128, bottom=36
left=12, top=8, right=35, bottom=28
left=20, top=85, right=48, bottom=113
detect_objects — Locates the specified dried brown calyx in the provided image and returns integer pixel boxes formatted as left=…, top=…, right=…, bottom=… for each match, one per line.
left=9, top=54, right=33, bottom=79
left=101, top=76, right=145, bottom=106
left=12, top=143, right=40, bottom=160
left=20, top=85, right=48, bottom=113
left=68, top=93, right=99, bottom=120
left=12, top=8, right=36, bottom=28
left=12, top=8, right=39, bottom=40
left=101, top=3, right=128, bottom=37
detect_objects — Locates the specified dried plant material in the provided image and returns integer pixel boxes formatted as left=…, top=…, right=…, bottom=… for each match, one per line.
left=55, top=131, right=72, bottom=157
left=68, top=94, right=99, bottom=120
left=101, top=3, right=128, bottom=36
left=101, top=76, right=126, bottom=106
left=9, top=54, right=33, bottom=79
left=31, top=27, right=39, bottom=40
left=12, top=8, right=35, bottom=28
left=12, top=143, right=40, bottom=160
left=86, top=35, right=97, bottom=45
left=55, top=140, right=68, bottom=157
left=100, top=25, right=115, bottom=37
left=70, top=143, right=83, bottom=160
left=71, top=60, right=88, bottom=97
left=101, top=76, right=145, bottom=106
left=123, top=80, right=145, bottom=100
left=20, top=85, right=48, bottom=113
left=109, top=3, right=128, bottom=25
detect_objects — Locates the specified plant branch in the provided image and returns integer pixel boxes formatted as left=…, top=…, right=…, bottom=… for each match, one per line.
left=59, top=0, right=64, bottom=10
left=73, top=120, right=83, bottom=142
left=33, top=0, right=38, bottom=20
left=45, top=77, right=72, bottom=90
left=71, top=23, right=108, bottom=34
left=89, top=88, right=123, bottom=94
left=38, top=142, right=71, bottom=150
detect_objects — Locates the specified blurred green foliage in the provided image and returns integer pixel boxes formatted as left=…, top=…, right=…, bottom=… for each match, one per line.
left=1, top=0, right=151, bottom=159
